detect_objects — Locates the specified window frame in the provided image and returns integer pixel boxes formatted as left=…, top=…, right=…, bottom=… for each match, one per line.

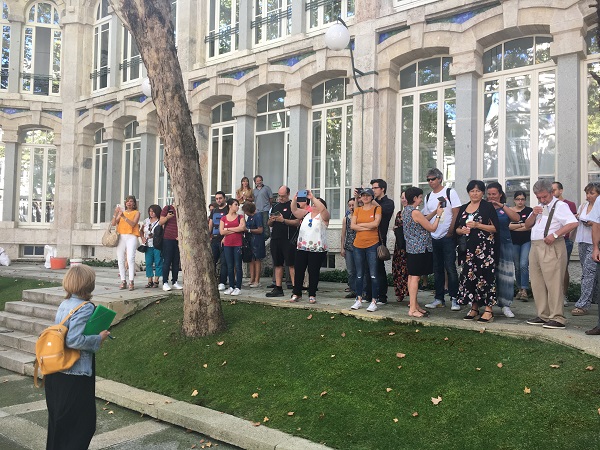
left=252, top=0, right=292, bottom=47
left=91, top=128, right=108, bottom=224
left=92, top=0, right=111, bottom=92
left=121, top=121, right=141, bottom=200
left=209, top=102, right=236, bottom=198
left=120, top=26, right=141, bottom=84
left=1, top=2, right=10, bottom=91
left=206, top=0, right=240, bottom=59
left=156, top=138, right=174, bottom=206
left=306, top=0, right=355, bottom=32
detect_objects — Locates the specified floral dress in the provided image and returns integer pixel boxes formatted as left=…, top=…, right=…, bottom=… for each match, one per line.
left=454, top=200, right=499, bottom=307
left=392, top=210, right=408, bottom=300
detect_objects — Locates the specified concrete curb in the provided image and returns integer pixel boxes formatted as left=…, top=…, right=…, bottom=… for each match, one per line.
left=95, top=378, right=331, bottom=450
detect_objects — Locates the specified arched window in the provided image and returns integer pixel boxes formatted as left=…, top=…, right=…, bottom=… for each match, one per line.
left=122, top=121, right=140, bottom=199
left=398, top=56, right=456, bottom=193
left=92, top=128, right=108, bottom=223
left=121, top=26, right=141, bottom=83
left=255, top=90, right=289, bottom=190
left=310, top=78, right=353, bottom=220
left=585, top=28, right=600, bottom=183
left=22, top=2, right=61, bottom=95
left=92, top=0, right=110, bottom=91
left=307, top=0, right=354, bottom=30
left=207, top=0, right=239, bottom=58
left=1, top=2, right=10, bottom=90
left=209, top=102, right=235, bottom=197
left=481, top=36, right=554, bottom=199
left=19, top=129, right=56, bottom=223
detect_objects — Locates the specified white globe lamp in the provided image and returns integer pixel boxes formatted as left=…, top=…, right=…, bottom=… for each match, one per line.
left=141, top=77, right=152, bottom=97
left=324, top=22, right=350, bottom=51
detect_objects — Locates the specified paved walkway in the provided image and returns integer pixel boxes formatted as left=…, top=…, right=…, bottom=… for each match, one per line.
left=0, top=262, right=599, bottom=450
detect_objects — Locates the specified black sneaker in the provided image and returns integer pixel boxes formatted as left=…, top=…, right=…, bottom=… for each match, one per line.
left=526, top=317, right=547, bottom=325
left=266, top=286, right=284, bottom=297
left=542, top=320, right=566, bottom=329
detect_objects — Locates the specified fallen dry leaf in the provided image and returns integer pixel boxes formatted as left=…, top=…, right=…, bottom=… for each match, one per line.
left=396, top=353, right=406, bottom=359
left=341, top=332, right=346, bottom=337
left=375, top=358, right=381, bottom=363
left=598, top=408, right=600, bottom=415
left=217, top=341, right=224, bottom=346
left=252, top=422, right=261, bottom=427
left=431, top=396, right=442, bottom=406
left=252, top=393, right=259, bottom=398
left=388, top=332, right=396, bottom=336
left=192, top=445, right=196, bottom=449
left=263, top=416, right=269, bottom=422
left=330, top=316, right=335, bottom=319
left=415, top=329, right=420, bottom=333
left=303, top=396, right=308, bottom=400
left=393, top=418, right=399, bottom=423
left=191, top=390, right=199, bottom=396
left=444, top=337, right=449, bottom=341
left=287, top=411, right=294, bottom=416
left=221, top=361, right=227, bottom=366
left=102, top=407, right=107, bottom=411
left=412, top=412, right=419, bottom=417
left=307, top=314, right=313, bottom=320
left=497, top=363, right=503, bottom=368
left=206, top=443, right=212, bottom=448
left=163, top=352, right=168, bottom=356
left=108, top=410, right=114, bottom=414
left=476, top=368, right=481, bottom=371
left=331, top=355, right=335, bottom=358
left=230, top=300, right=236, bottom=305
left=397, top=365, right=402, bottom=369
left=550, top=364, right=560, bottom=369
left=586, top=366, right=595, bottom=371
left=147, top=402, right=154, bottom=405
left=203, top=364, right=208, bottom=368
left=164, top=400, right=172, bottom=404
left=386, top=388, right=393, bottom=392
left=524, top=387, right=531, bottom=394
left=480, top=329, right=485, bottom=334
left=320, top=391, right=327, bottom=397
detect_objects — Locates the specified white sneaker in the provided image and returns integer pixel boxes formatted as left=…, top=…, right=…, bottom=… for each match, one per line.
left=366, top=302, right=378, bottom=312
left=249, top=283, right=261, bottom=288
left=425, top=299, right=444, bottom=309
left=218, top=283, right=226, bottom=291
left=172, top=281, right=183, bottom=290
left=502, top=306, right=515, bottom=318
left=350, top=300, right=362, bottom=310
left=162, top=283, right=171, bottom=291
left=223, top=287, right=233, bottom=295
left=231, top=288, right=241, bottom=296
left=451, top=298, right=461, bottom=311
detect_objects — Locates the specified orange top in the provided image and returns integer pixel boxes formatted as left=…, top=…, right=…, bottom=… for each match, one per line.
left=352, top=206, right=380, bottom=248
left=116, top=210, right=140, bottom=236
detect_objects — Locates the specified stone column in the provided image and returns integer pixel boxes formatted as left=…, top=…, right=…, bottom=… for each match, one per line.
left=108, top=8, right=120, bottom=88
left=138, top=128, right=158, bottom=213
left=193, top=104, right=212, bottom=200
left=105, top=132, right=124, bottom=223
left=291, top=0, right=306, bottom=35
left=1, top=134, right=18, bottom=222
left=238, top=0, right=252, bottom=51
left=6, top=16, right=22, bottom=93
left=285, top=85, right=311, bottom=192
left=376, top=63, right=399, bottom=199
left=232, top=99, right=256, bottom=189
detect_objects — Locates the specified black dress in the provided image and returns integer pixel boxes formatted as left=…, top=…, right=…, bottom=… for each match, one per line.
left=454, top=200, right=499, bottom=307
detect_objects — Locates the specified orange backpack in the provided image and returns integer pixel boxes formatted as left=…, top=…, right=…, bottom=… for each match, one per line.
left=34, top=301, right=88, bottom=387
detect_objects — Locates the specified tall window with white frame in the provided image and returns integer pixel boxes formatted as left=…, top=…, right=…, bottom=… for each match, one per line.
left=253, top=0, right=291, bottom=45
left=157, top=138, right=174, bottom=206
left=207, top=0, right=239, bottom=58
left=585, top=28, right=600, bottom=183
left=22, top=2, right=62, bottom=95
left=122, top=121, right=141, bottom=199
left=19, top=129, right=56, bottom=223
left=481, top=36, right=555, bottom=201
left=255, top=90, right=290, bottom=191
left=92, top=128, right=108, bottom=223
left=121, top=26, right=141, bottom=83
left=1, top=2, right=10, bottom=91
left=307, top=0, right=354, bottom=30
left=210, top=102, right=235, bottom=198
left=398, top=57, right=456, bottom=195
left=310, top=78, right=353, bottom=221
left=92, top=0, right=110, bottom=91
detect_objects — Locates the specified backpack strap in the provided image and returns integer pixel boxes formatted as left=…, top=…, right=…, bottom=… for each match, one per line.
left=427, top=188, right=452, bottom=207
left=58, top=301, right=89, bottom=327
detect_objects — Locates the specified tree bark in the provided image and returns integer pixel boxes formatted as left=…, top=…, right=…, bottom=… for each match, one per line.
left=110, top=0, right=226, bottom=336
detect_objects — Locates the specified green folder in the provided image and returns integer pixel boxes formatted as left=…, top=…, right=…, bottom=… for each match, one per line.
left=83, top=304, right=116, bottom=335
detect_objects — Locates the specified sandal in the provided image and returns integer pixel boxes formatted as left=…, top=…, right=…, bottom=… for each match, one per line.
left=145, top=282, right=154, bottom=288
left=153, top=280, right=159, bottom=288
left=463, top=307, right=480, bottom=321
left=119, top=281, right=127, bottom=290
left=571, top=307, right=588, bottom=316
left=286, top=295, right=301, bottom=303
left=128, top=281, right=134, bottom=291
left=309, top=296, right=317, bottom=304
left=408, top=310, right=427, bottom=318
left=477, top=310, right=494, bottom=323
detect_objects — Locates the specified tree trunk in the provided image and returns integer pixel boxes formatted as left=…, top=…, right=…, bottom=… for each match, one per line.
left=110, top=0, right=226, bottom=336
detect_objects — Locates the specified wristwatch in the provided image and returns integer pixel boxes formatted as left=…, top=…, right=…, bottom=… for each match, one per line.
left=552, top=233, right=559, bottom=239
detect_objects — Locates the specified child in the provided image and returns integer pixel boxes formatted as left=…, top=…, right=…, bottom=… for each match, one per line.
left=45, top=265, right=110, bottom=450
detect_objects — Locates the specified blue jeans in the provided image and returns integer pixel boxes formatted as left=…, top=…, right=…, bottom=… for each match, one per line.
left=512, top=241, right=531, bottom=289
left=161, top=239, right=180, bottom=284
left=344, top=248, right=357, bottom=294
left=211, top=238, right=228, bottom=284
left=432, top=236, right=459, bottom=301
left=565, top=237, right=574, bottom=259
left=145, top=247, right=163, bottom=278
left=222, top=246, right=242, bottom=289
left=354, top=243, right=379, bottom=301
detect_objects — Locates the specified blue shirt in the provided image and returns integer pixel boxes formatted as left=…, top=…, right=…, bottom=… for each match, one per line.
left=55, top=297, right=102, bottom=376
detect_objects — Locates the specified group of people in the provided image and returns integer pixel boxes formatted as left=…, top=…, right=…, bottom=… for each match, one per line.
left=110, top=195, right=181, bottom=292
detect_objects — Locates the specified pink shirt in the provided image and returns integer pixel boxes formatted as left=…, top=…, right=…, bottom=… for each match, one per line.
left=222, top=215, right=243, bottom=247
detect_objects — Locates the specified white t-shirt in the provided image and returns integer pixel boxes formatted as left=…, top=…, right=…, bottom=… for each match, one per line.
left=575, top=202, right=593, bottom=245
left=529, top=198, right=577, bottom=241
left=421, top=187, right=461, bottom=239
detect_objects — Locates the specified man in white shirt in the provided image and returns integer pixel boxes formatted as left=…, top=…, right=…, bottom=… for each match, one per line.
left=524, top=179, right=577, bottom=329
left=421, top=168, right=462, bottom=311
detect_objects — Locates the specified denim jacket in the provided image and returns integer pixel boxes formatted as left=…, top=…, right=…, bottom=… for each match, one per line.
left=55, top=296, right=102, bottom=376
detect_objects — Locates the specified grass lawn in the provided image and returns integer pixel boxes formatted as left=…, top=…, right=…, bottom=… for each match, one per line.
left=97, top=297, right=600, bottom=450
left=0, top=277, right=60, bottom=311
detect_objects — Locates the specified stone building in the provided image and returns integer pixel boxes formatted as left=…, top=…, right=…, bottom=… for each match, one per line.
left=0, top=0, right=598, bottom=262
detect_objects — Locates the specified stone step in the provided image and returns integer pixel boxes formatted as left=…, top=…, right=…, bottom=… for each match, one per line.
left=22, top=288, right=64, bottom=306
left=0, top=312, right=53, bottom=335
left=5, top=301, right=58, bottom=321
left=0, top=328, right=37, bottom=354
left=0, top=346, right=36, bottom=375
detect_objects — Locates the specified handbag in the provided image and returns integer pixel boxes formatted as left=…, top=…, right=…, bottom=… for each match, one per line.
left=457, top=235, right=468, bottom=253
left=393, top=225, right=406, bottom=250
left=137, top=245, right=148, bottom=253
left=241, top=232, right=253, bottom=263
left=102, top=223, right=119, bottom=247
left=376, top=225, right=391, bottom=261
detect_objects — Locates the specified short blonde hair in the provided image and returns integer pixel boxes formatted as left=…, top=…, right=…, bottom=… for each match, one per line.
left=63, top=265, right=96, bottom=301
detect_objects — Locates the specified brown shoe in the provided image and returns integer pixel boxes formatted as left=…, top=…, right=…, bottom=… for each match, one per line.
left=585, top=326, right=600, bottom=335
left=571, top=307, right=588, bottom=316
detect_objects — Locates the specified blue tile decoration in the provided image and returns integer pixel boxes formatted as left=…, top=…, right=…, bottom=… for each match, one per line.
left=44, top=110, right=62, bottom=119
left=271, top=51, right=315, bottom=67
left=78, top=109, right=88, bottom=116
left=0, top=107, right=28, bottom=115
left=427, top=3, right=498, bottom=25
left=96, top=102, right=118, bottom=111
left=192, top=78, right=209, bottom=89
left=127, top=95, right=147, bottom=103
left=379, top=26, right=409, bottom=44
left=220, top=67, right=256, bottom=80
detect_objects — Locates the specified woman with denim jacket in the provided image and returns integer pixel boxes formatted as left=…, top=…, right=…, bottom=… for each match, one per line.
left=45, top=265, right=110, bottom=450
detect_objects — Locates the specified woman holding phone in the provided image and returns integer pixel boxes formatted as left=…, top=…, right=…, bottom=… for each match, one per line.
left=111, top=195, right=140, bottom=291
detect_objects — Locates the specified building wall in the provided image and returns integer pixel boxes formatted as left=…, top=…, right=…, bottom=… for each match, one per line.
left=0, top=0, right=597, bottom=261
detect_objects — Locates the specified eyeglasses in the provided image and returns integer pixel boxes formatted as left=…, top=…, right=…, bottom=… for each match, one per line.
left=515, top=197, right=526, bottom=201
left=426, top=178, right=438, bottom=182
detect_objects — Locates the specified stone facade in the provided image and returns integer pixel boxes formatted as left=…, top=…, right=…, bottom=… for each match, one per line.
left=0, top=0, right=597, bottom=262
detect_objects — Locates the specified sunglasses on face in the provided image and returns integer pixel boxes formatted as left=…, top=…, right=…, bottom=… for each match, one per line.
left=426, top=178, right=438, bottom=182
left=515, top=197, right=526, bottom=201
